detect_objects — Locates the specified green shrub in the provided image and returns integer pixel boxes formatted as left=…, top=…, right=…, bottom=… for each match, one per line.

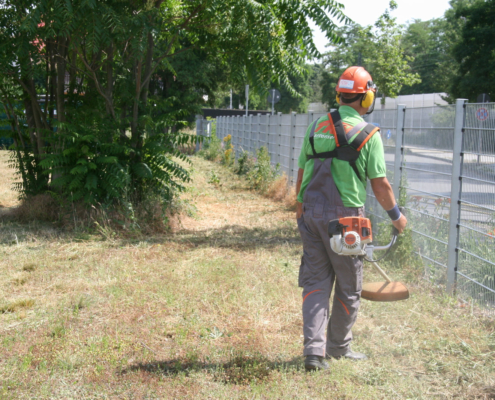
left=222, top=134, right=234, bottom=166
left=234, top=150, right=255, bottom=176
left=198, top=133, right=222, bottom=162
left=246, top=146, right=280, bottom=194
left=207, top=171, right=221, bottom=186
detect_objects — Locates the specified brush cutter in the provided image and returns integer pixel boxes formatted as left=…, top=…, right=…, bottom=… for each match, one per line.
left=327, top=211, right=409, bottom=302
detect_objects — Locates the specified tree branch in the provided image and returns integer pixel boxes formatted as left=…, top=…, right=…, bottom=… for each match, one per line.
left=140, top=4, right=204, bottom=92
left=74, top=47, right=116, bottom=119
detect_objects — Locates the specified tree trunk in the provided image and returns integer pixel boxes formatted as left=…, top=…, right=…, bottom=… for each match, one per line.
left=56, top=36, right=67, bottom=125
left=141, top=33, right=154, bottom=104
left=105, top=42, right=114, bottom=116
left=131, top=60, right=142, bottom=143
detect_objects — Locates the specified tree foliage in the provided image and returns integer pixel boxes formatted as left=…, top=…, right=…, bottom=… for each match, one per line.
left=308, top=64, right=325, bottom=103
left=0, top=0, right=349, bottom=210
left=450, top=0, right=495, bottom=101
left=318, top=1, right=420, bottom=109
left=274, top=66, right=313, bottom=114
left=400, top=18, right=456, bottom=95
left=363, top=1, right=421, bottom=103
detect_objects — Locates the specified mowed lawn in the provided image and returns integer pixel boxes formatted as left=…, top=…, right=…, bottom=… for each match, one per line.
left=0, top=150, right=494, bottom=399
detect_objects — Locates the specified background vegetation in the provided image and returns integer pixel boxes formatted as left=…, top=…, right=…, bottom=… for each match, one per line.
left=314, top=0, right=492, bottom=110
left=213, top=0, right=494, bottom=113
left=1, top=0, right=492, bottom=223
left=0, top=0, right=348, bottom=224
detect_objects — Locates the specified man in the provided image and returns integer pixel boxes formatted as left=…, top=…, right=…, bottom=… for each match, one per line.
left=296, top=66, right=407, bottom=371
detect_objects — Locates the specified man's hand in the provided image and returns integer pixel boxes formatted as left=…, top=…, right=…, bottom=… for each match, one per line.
left=296, top=202, right=303, bottom=219
left=370, top=177, right=408, bottom=234
left=392, top=214, right=407, bottom=234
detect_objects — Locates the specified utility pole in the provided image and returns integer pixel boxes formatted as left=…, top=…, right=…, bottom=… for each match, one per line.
left=229, top=89, right=232, bottom=109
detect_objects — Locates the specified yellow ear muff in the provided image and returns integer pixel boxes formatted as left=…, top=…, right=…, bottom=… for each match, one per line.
left=361, top=90, right=375, bottom=108
left=336, top=93, right=341, bottom=105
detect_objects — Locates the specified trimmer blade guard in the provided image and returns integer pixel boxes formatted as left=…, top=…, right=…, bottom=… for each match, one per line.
left=361, top=281, right=409, bottom=302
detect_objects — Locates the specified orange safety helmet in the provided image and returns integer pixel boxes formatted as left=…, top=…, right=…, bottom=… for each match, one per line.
left=336, top=66, right=377, bottom=114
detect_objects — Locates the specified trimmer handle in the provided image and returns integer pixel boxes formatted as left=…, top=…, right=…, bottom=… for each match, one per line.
left=391, top=206, right=405, bottom=236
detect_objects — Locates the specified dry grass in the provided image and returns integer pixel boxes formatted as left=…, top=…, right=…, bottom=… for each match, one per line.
left=11, top=194, right=60, bottom=222
left=265, top=174, right=288, bottom=202
left=0, top=299, right=35, bottom=314
left=0, top=150, right=19, bottom=209
left=264, top=174, right=298, bottom=211
left=284, top=184, right=298, bottom=211
left=0, top=155, right=494, bottom=399
left=1, top=182, right=177, bottom=236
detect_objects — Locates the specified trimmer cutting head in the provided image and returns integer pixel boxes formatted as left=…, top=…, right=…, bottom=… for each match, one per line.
left=361, top=281, right=409, bottom=302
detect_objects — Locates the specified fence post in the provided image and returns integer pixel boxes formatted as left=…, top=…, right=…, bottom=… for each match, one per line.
left=256, top=113, right=261, bottom=149
left=249, top=114, right=253, bottom=154
left=244, top=115, right=248, bottom=153
left=235, top=116, right=239, bottom=155
left=195, top=115, right=202, bottom=152
left=243, top=115, right=246, bottom=153
left=231, top=116, right=237, bottom=149
left=289, top=112, right=297, bottom=185
left=308, top=110, right=314, bottom=125
left=446, top=98, right=467, bottom=294
left=266, top=114, right=271, bottom=154
left=393, top=105, right=406, bottom=201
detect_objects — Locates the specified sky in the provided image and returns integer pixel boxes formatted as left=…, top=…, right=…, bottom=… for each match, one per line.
left=310, top=0, right=453, bottom=55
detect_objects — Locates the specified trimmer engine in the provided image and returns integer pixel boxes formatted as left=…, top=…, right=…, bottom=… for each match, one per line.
left=328, top=217, right=372, bottom=256
left=326, top=211, right=410, bottom=302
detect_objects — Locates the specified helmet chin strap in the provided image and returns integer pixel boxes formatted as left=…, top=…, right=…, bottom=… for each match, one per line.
left=341, top=94, right=363, bottom=104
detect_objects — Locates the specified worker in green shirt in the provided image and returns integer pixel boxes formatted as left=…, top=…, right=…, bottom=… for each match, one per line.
left=296, top=66, right=407, bottom=371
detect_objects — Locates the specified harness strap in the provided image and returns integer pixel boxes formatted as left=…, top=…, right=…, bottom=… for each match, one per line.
left=330, top=111, right=347, bottom=148
left=307, top=113, right=380, bottom=182
left=345, top=121, right=368, bottom=142
left=349, top=161, right=362, bottom=182
left=353, top=125, right=380, bottom=151
left=307, top=150, right=338, bottom=160
left=308, top=119, right=319, bottom=157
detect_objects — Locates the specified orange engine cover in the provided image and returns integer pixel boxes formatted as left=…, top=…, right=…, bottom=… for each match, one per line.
left=339, top=217, right=372, bottom=244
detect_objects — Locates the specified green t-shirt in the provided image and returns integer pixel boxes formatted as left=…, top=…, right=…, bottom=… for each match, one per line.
left=297, top=106, right=386, bottom=207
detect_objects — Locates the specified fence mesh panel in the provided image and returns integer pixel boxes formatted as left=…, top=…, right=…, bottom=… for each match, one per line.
left=458, top=104, right=495, bottom=311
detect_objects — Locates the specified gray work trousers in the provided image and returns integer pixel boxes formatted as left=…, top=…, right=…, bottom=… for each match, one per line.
left=298, top=157, right=364, bottom=357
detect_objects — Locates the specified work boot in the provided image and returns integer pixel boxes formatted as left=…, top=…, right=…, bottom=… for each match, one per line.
left=304, top=355, right=329, bottom=371
left=328, top=350, right=367, bottom=361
